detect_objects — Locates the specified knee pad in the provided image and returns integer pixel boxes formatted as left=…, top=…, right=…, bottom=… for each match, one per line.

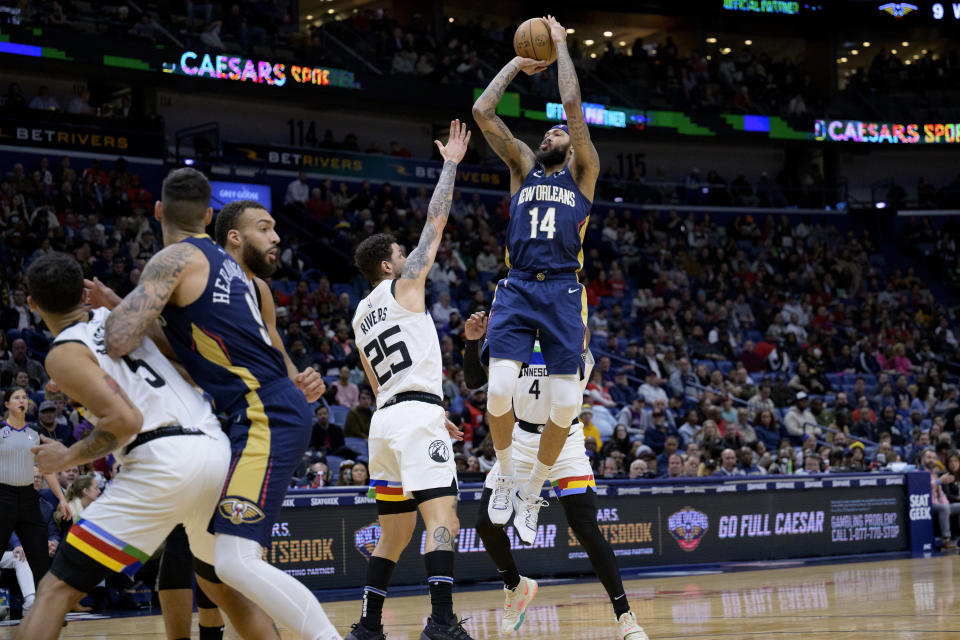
left=487, top=359, right=522, bottom=417
left=548, top=374, right=581, bottom=426
left=159, top=525, right=194, bottom=591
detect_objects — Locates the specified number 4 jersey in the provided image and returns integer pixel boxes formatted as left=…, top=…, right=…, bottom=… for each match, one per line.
left=506, top=163, right=591, bottom=272
left=52, top=307, right=222, bottom=442
left=352, top=279, right=443, bottom=409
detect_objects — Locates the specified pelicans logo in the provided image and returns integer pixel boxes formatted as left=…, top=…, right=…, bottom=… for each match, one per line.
left=878, top=3, right=917, bottom=18
left=667, top=507, right=710, bottom=552
left=354, top=521, right=381, bottom=559
left=219, top=498, right=266, bottom=524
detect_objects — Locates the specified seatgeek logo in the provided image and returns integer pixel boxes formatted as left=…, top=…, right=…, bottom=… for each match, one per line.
left=909, top=494, right=931, bottom=521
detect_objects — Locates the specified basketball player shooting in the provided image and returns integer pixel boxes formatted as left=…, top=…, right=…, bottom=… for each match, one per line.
left=472, top=15, right=600, bottom=543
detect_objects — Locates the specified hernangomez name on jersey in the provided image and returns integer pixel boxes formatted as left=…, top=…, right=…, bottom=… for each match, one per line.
left=352, top=279, right=443, bottom=409
left=53, top=307, right=221, bottom=446
left=513, top=344, right=594, bottom=429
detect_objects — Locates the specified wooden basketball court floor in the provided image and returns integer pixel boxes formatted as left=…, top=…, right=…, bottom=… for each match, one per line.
left=3, top=556, right=958, bottom=639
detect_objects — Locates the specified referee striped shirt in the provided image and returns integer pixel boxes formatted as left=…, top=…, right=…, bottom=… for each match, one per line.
left=0, top=422, right=40, bottom=487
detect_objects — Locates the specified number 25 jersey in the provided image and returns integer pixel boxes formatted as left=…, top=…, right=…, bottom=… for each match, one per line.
left=161, top=235, right=288, bottom=415
left=352, top=279, right=442, bottom=409
left=506, top=164, right=591, bottom=272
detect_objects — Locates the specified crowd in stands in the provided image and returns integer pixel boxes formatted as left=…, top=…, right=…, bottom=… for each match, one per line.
left=22, top=2, right=958, bottom=120
left=2, top=138, right=960, bottom=565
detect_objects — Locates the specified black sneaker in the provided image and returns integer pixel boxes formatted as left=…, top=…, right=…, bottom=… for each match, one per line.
left=345, top=622, right=387, bottom=640
left=419, top=615, right=473, bottom=640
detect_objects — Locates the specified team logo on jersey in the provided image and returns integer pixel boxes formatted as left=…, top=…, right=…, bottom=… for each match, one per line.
left=667, top=507, right=709, bottom=551
left=219, top=498, right=266, bottom=525
left=428, top=439, right=450, bottom=463
left=1, top=427, right=9, bottom=438
left=354, top=521, right=381, bottom=559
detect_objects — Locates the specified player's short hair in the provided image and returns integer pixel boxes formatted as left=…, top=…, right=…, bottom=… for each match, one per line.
left=161, top=168, right=211, bottom=229
left=215, top=199, right=267, bottom=246
left=354, top=233, right=396, bottom=284
left=26, top=251, right=83, bottom=314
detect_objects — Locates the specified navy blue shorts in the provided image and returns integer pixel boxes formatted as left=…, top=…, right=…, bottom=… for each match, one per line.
left=212, top=377, right=312, bottom=547
left=486, top=272, right=587, bottom=375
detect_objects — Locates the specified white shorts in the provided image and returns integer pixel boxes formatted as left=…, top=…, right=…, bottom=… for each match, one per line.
left=368, top=401, right=457, bottom=504
left=65, top=429, right=230, bottom=575
left=484, top=422, right=596, bottom=498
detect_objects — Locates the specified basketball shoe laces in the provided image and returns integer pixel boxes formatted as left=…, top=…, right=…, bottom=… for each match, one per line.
left=446, top=616, right=472, bottom=639
left=491, top=475, right=513, bottom=513
left=517, top=493, right=548, bottom=534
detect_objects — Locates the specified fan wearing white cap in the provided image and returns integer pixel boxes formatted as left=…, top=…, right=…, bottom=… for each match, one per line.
left=784, top=391, right=820, bottom=440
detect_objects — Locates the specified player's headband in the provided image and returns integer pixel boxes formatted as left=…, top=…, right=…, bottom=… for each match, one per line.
left=549, top=124, right=569, bottom=134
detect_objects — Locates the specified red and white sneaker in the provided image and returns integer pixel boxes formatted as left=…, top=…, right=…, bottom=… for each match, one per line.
left=501, top=576, right=538, bottom=633
left=618, top=611, right=649, bottom=639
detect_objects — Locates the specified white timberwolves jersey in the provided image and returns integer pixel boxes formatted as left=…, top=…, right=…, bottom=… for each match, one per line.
left=53, top=308, right=221, bottom=446
left=353, top=280, right=443, bottom=409
left=513, top=341, right=594, bottom=425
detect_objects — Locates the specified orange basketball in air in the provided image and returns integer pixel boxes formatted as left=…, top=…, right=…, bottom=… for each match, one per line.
left=514, top=18, right=556, bottom=63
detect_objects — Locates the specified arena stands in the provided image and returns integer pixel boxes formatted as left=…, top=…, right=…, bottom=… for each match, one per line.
left=3, top=139, right=959, bottom=496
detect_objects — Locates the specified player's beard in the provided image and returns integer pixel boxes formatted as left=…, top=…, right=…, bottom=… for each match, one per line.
left=535, top=144, right=569, bottom=167
left=243, top=241, right=278, bottom=279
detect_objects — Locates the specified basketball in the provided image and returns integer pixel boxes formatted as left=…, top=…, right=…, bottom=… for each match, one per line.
left=514, top=17, right=555, bottom=62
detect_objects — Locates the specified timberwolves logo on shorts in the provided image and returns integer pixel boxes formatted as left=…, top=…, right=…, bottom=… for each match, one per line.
left=428, top=439, right=450, bottom=463
left=219, top=498, right=266, bottom=525
left=667, top=507, right=709, bottom=551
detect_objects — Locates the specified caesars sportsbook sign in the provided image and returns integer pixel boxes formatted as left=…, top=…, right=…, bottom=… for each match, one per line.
left=268, top=474, right=919, bottom=591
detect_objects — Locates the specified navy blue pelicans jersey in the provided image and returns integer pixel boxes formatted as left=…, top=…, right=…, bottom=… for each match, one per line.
left=506, top=164, right=591, bottom=272
left=161, top=235, right=287, bottom=415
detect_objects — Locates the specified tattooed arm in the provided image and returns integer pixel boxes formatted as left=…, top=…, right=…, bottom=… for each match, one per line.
left=394, top=120, right=471, bottom=313
left=104, top=242, right=200, bottom=358
left=544, top=15, right=600, bottom=201
left=472, top=58, right=542, bottom=194
left=33, top=343, right=143, bottom=472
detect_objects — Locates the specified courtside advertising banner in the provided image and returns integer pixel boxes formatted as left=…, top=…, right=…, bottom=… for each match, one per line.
left=271, top=474, right=914, bottom=591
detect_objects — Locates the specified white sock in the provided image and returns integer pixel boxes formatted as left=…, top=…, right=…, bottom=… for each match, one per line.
left=13, top=557, right=34, bottom=603
left=522, top=461, right=551, bottom=498
left=214, top=534, right=341, bottom=640
left=495, top=446, right=515, bottom=477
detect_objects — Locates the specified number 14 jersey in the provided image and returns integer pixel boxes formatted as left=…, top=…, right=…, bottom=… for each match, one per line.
left=352, top=279, right=443, bottom=409
left=506, top=163, right=591, bottom=272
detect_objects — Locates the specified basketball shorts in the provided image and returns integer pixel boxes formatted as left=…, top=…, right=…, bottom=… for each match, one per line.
left=53, top=427, right=230, bottom=591
left=484, top=422, right=596, bottom=498
left=214, top=377, right=313, bottom=547
left=367, top=400, right=458, bottom=514
left=486, top=272, right=587, bottom=375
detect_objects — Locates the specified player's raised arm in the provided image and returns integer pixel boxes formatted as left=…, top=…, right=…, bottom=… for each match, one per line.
left=394, top=119, right=470, bottom=309
left=32, top=343, right=143, bottom=472
left=103, top=243, right=200, bottom=358
left=472, top=58, right=543, bottom=193
left=544, top=15, right=600, bottom=201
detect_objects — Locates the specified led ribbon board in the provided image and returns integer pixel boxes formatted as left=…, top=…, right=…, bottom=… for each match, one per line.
left=815, top=119, right=960, bottom=144
left=164, top=51, right=359, bottom=89
left=722, top=0, right=802, bottom=15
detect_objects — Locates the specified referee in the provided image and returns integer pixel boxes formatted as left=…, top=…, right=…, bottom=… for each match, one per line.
left=0, top=386, right=71, bottom=588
